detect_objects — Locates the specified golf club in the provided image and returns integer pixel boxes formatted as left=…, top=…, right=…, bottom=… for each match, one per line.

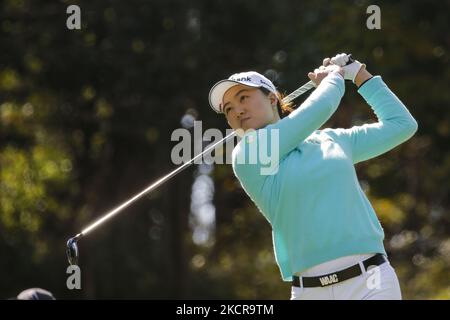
left=66, top=74, right=335, bottom=266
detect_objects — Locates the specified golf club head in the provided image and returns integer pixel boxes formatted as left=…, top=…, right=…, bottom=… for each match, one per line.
left=66, top=236, right=80, bottom=265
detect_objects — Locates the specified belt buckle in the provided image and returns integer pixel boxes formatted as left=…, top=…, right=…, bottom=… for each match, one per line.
left=318, top=273, right=340, bottom=287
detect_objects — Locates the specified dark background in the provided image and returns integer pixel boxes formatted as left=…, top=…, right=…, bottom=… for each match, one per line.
left=0, top=0, right=448, bottom=299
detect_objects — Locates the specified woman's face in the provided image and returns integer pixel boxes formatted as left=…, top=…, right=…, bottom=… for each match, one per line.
left=222, top=85, right=280, bottom=131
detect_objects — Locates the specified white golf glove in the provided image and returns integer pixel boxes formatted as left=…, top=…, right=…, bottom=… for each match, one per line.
left=325, top=53, right=366, bottom=83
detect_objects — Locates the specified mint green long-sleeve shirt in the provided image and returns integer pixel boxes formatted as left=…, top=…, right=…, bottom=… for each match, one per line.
left=231, top=73, right=418, bottom=281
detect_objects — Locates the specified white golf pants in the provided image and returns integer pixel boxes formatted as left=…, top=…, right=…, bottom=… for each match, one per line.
left=291, top=254, right=402, bottom=300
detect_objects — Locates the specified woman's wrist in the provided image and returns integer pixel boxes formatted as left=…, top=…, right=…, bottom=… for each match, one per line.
left=354, top=67, right=373, bottom=87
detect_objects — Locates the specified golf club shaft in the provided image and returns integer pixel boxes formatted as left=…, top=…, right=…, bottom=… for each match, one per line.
left=74, top=79, right=316, bottom=238
left=80, top=130, right=237, bottom=236
left=282, top=81, right=315, bottom=103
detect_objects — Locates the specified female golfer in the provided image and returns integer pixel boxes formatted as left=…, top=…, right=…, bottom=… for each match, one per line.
left=208, top=53, right=418, bottom=300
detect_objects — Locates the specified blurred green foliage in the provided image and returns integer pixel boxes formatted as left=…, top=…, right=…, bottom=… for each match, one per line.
left=0, top=0, right=448, bottom=299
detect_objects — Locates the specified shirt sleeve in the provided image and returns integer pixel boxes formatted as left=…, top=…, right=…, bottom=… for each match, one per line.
left=232, top=72, right=345, bottom=191
left=326, top=76, right=418, bottom=164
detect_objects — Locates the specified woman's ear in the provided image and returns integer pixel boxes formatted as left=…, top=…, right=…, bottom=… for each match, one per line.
left=269, top=92, right=278, bottom=107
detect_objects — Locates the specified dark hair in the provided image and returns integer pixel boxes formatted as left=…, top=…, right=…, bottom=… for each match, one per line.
left=259, top=87, right=294, bottom=119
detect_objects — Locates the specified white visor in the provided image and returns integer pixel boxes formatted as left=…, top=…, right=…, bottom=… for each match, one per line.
left=208, top=71, right=277, bottom=113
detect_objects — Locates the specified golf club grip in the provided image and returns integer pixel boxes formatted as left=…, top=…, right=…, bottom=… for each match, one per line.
left=282, top=53, right=355, bottom=104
